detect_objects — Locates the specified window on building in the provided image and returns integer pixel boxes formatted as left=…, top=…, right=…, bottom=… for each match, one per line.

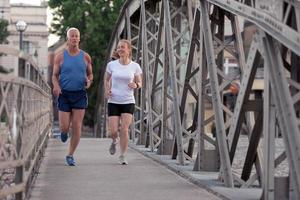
left=22, top=41, right=31, bottom=54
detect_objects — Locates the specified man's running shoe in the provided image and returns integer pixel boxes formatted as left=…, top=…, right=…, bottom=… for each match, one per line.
left=109, top=141, right=117, bottom=155
left=66, top=155, right=76, bottom=166
left=118, top=155, right=128, bottom=165
left=60, top=132, right=68, bottom=143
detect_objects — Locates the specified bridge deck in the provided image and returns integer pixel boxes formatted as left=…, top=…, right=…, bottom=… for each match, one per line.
left=29, top=138, right=221, bottom=200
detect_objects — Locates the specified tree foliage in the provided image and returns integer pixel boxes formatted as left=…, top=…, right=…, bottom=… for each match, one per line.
left=0, top=19, right=9, bottom=44
left=48, top=0, right=124, bottom=126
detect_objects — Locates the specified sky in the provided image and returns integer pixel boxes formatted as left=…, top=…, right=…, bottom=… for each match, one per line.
left=10, top=0, right=41, bottom=4
left=10, top=0, right=59, bottom=46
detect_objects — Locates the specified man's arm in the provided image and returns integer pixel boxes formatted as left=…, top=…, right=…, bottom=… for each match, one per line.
left=85, top=53, right=93, bottom=89
left=52, top=53, right=62, bottom=97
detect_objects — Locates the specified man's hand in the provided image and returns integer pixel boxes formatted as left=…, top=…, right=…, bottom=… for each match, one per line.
left=85, top=78, right=92, bottom=89
left=53, top=85, right=61, bottom=97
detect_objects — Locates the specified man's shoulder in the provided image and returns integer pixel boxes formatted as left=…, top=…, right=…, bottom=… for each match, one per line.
left=81, top=49, right=90, bottom=56
left=55, top=49, right=65, bottom=56
left=54, top=50, right=65, bottom=61
left=82, top=50, right=91, bottom=62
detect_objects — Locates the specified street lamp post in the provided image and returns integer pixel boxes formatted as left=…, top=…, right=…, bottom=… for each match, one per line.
left=15, top=20, right=27, bottom=50
left=14, top=20, right=27, bottom=200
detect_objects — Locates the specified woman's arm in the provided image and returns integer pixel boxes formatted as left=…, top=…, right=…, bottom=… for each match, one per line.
left=135, top=74, right=142, bottom=89
left=128, top=73, right=142, bottom=89
left=104, top=72, right=112, bottom=98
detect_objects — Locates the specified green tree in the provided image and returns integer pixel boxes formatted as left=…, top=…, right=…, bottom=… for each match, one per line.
left=0, top=19, right=10, bottom=73
left=48, top=0, right=124, bottom=126
left=0, top=19, right=9, bottom=44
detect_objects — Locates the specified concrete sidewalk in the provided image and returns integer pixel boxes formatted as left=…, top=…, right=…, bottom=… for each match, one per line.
left=131, top=145, right=262, bottom=200
left=29, top=138, right=221, bottom=200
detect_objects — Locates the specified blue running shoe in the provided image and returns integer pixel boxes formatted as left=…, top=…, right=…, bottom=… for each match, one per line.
left=66, top=155, right=75, bottom=166
left=60, top=132, right=68, bottom=143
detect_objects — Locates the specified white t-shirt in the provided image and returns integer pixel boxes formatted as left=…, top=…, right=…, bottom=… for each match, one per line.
left=106, top=59, right=142, bottom=104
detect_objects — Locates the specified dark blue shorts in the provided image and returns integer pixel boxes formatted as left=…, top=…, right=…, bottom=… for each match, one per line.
left=108, top=103, right=135, bottom=116
left=58, top=90, right=88, bottom=112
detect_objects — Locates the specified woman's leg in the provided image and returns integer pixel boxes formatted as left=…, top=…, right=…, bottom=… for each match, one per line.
left=108, top=116, right=120, bottom=141
left=108, top=116, right=120, bottom=155
left=119, top=113, right=133, bottom=155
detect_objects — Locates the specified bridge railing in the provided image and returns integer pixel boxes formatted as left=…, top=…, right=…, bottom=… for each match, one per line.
left=0, top=46, right=52, bottom=200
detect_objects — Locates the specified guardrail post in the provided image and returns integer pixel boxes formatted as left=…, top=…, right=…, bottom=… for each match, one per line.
left=15, top=130, right=23, bottom=200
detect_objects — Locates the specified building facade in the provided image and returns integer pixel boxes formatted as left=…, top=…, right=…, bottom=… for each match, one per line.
left=0, top=0, right=48, bottom=78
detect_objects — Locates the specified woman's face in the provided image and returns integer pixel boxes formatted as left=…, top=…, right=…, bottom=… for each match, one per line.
left=117, top=41, right=130, bottom=58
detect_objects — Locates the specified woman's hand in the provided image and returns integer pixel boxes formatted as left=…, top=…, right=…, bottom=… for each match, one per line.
left=105, top=89, right=112, bottom=99
left=128, top=82, right=138, bottom=89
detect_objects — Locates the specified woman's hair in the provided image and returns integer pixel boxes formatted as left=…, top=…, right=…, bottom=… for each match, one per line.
left=118, top=39, right=132, bottom=58
left=111, top=50, right=119, bottom=60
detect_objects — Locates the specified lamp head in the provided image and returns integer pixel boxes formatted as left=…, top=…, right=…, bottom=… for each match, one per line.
left=16, top=20, right=27, bottom=32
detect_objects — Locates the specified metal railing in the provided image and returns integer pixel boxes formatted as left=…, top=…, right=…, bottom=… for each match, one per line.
left=0, top=46, right=52, bottom=200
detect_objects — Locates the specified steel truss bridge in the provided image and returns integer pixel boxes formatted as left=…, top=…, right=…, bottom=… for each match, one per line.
left=1, top=0, right=300, bottom=199
left=95, top=0, right=300, bottom=199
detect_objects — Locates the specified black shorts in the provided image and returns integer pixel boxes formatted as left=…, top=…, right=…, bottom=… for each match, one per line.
left=58, top=90, right=88, bottom=112
left=108, top=103, right=135, bottom=116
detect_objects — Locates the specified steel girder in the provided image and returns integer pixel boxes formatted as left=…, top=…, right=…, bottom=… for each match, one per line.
left=95, top=0, right=300, bottom=198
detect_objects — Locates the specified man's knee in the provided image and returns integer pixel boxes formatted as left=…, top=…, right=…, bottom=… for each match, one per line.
left=71, top=122, right=82, bottom=131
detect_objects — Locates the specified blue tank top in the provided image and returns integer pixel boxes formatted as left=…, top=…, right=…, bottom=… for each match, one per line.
left=60, top=50, right=87, bottom=91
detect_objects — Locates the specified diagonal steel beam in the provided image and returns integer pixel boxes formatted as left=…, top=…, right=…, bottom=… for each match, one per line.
left=200, top=0, right=233, bottom=187
left=164, top=0, right=184, bottom=165
left=259, top=30, right=300, bottom=199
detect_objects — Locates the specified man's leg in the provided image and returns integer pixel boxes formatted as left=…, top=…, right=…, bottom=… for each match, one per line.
left=59, top=111, right=71, bottom=142
left=58, top=91, right=72, bottom=142
left=68, top=109, right=85, bottom=156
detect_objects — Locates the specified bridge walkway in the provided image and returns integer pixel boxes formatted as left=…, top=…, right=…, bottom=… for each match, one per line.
left=29, top=138, right=221, bottom=200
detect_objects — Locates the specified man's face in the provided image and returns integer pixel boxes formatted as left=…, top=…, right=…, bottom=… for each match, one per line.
left=68, top=30, right=80, bottom=47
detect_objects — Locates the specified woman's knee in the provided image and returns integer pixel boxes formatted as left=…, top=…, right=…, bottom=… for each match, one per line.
left=119, top=129, right=129, bottom=140
left=109, top=127, right=118, bottom=136
left=120, top=125, right=129, bottom=134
